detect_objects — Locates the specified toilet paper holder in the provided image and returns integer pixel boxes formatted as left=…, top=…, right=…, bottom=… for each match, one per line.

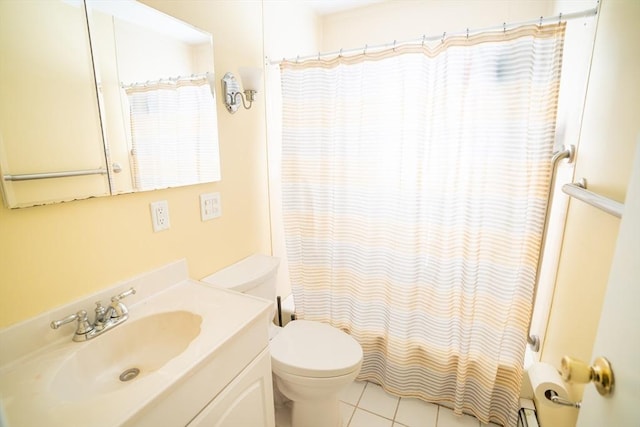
left=560, top=355, right=615, bottom=396
left=544, top=389, right=581, bottom=408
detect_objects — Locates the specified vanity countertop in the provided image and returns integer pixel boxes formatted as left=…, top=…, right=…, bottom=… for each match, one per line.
left=0, top=260, right=272, bottom=427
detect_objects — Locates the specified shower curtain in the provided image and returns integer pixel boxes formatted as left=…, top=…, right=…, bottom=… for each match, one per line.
left=277, top=23, right=565, bottom=426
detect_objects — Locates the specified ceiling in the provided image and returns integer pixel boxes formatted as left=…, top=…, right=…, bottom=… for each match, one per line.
left=304, top=0, right=386, bottom=15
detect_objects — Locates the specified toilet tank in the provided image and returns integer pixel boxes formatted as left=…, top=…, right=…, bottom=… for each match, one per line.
left=201, top=254, right=280, bottom=302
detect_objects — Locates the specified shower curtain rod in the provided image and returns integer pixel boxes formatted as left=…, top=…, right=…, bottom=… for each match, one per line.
left=268, top=6, right=598, bottom=65
left=121, top=72, right=211, bottom=89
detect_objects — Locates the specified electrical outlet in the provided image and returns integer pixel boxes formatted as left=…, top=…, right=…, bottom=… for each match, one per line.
left=150, top=200, right=170, bottom=232
left=200, top=192, right=221, bottom=221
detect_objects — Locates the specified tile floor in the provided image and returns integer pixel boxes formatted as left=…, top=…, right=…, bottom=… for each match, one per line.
left=275, top=380, right=501, bottom=427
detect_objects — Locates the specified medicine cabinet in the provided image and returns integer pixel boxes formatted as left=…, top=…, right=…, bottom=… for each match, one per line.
left=0, top=0, right=221, bottom=208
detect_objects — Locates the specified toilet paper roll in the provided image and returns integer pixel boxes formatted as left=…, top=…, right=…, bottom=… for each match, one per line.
left=528, top=362, right=570, bottom=407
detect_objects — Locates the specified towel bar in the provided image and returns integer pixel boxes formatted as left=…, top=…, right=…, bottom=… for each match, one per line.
left=562, top=178, right=624, bottom=218
left=3, top=168, right=108, bottom=182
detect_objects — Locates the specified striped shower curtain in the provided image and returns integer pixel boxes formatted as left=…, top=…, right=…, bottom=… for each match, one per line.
left=279, top=23, right=565, bottom=426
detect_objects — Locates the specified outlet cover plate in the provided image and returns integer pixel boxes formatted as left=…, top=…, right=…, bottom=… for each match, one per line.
left=200, top=192, right=221, bottom=221
left=150, top=200, right=170, bottom=232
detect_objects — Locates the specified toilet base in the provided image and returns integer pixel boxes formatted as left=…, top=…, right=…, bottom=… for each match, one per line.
left=272, top=374, right=289, bottom=409
left=291, top=397, right=341, bottom=427
left=274, top=371, right=358, bottom=427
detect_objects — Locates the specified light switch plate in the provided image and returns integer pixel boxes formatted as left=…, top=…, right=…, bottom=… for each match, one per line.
left=150, top=200, right=170, bottom=232
left=200, top=192, right=221, bottom=221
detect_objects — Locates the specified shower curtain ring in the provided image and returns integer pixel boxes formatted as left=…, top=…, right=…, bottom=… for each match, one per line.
left=421, top=35, right=426, bottom=47
left=393, top=40, right=397, bottom=51
left=363, top=44, right=368, bottom=55
left=558, top=12, right=563, bottom=24
left=441, top=32, right=446, bottom=43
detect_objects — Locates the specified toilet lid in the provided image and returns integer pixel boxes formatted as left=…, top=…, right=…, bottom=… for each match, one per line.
left=270, top=320, right=363, bottom=378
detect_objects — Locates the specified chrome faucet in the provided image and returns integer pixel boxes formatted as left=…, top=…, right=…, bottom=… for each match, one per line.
left=50, top=288, right=136, bottom=342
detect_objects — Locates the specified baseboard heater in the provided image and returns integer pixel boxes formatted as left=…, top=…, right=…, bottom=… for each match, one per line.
left=518, top=408, right=538, bottom=427
left=518, top=399, right=539, bottom=427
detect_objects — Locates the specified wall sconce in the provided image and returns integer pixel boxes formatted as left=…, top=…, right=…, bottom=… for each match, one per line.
left=222, top=67, right=262, bottom=114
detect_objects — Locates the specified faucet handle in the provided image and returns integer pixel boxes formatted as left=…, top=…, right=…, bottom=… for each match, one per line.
left=109, top=287, right=136, bottom=317
left=51, top=311, right=83, bottom=329
left=112, top=287, right=136, bottom=303
left=50, top=310, right=93, bottom=336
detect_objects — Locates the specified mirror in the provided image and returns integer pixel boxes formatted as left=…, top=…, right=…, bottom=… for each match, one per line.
left=87, top=0, right=220, bottom=194
left=0, top=0, right=221, bottom=208
left=0, top=0, right=110, bottom=208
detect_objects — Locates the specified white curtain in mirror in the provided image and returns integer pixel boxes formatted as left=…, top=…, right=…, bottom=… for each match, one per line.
left=124, top=75, right=220, bottom=190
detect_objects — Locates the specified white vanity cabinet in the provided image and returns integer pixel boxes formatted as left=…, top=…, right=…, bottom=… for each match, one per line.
left=187, top=349, right=274, bottom=427
left=124, top=285, right=276, bottom=427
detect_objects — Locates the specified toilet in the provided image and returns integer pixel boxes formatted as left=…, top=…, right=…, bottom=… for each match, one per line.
left=202, top=254, right=363, bottom=427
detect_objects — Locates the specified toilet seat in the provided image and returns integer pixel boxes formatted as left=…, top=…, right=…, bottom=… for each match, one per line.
left=270, top=320, right=363, bottom=378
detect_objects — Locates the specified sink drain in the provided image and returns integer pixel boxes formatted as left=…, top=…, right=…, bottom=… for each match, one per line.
left=119, top=367, right=140, bottom=382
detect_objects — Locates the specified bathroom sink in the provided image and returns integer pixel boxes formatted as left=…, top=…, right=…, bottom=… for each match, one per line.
left=52, top=310, right=202, bottom=400
left=0, top=268, right=275, bottom=427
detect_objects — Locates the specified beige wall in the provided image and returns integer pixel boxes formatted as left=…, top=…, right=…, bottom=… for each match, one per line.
left=3, top=3, right=638, bottom=423
left=0, top=0, right=322, bottom=329
left=528, top=0, right=598, bottom=371
left=0, top=0, right=276, bottom=328
left=539, top=0, right=640, bottom=425
left=263, top=1, right=322, bottom=298
left=321, top=0, right=554, bottom=51
left=263, top=1, right=321, bottom=62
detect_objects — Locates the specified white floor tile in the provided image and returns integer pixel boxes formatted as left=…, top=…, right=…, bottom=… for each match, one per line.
left=349, top=408, right=394, bottom=427
left=339, top=380, right=367, bottom=406
left=436, top=407, right=480, bottom=427
left=395, top=397, right=439, bottom=427
left=341, top=402, right=356, bottom=426
left=275, top=379, right=494, bottom=427
left=358, top=382, right=400, bottom=419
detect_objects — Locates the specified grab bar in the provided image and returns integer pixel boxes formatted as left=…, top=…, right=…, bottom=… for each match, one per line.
left=3, top=168, right=108, bottom=182
left=562, top=178, right=624, bottom=218
left=528, top=145, right=575, bottom=352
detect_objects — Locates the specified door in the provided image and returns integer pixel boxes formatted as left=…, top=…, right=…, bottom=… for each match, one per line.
left=576, top=142, right=640, bottom=426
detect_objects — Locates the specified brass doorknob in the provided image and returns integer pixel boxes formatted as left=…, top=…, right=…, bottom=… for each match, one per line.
left=560, top=356, right=614, bottom=396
